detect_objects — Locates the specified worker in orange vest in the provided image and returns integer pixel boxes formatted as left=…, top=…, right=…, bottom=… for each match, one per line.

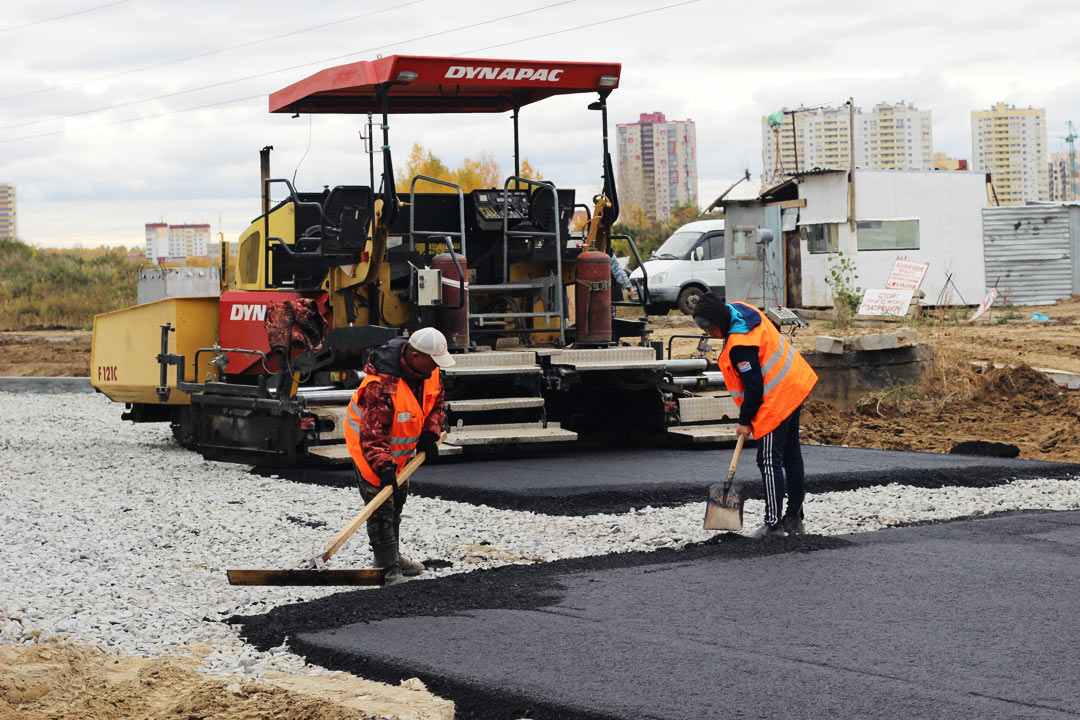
left=693, top=293, right=818, bottom=538
left=344, top=327, right=454, bottom=583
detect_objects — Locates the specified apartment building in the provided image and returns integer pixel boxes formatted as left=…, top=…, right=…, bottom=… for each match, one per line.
left=856, top=102, right=933, bottom=170
left=932, top=153, right=968, bottom=171
left=0, top=183, right=16, bottom=240
left=1049, top=150, right=1077, bottom=202
left=145, top=222, right=212, bottom=264
left=971, top=103, right=1048, bottom=205
left=616, top=112, right=698, bottom=222
left=762, top=102, right=934, bottom=185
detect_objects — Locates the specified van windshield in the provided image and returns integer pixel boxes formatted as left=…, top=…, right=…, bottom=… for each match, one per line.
left=651, top=231, right=703, bottom=260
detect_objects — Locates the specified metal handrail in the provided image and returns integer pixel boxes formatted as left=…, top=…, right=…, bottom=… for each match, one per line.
left=500, top=176, right=565, bottom=346
left=609, top=233, right=648, bottom=307
left=409, top=175, right=467, bottom=260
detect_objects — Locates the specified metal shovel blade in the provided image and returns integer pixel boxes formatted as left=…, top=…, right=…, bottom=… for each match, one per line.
left=704, top=482, right=744, bottom=531
left=226, top=568, right=385, bottom=586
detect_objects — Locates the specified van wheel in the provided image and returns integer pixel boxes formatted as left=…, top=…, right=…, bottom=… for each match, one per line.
left=677, top=286, right=705, bottom=315
left=644, top=303, right=669, bottom=316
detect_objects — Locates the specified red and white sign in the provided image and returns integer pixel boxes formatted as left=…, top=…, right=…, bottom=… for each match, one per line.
left=858, top=288, right=915, bottom=316
left=967, top=288, right=998, bottom=323
left=885, top=259, right=929, bottom=291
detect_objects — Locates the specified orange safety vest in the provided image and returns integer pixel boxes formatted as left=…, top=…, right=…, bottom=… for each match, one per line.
left=718, top=304, right=818, bottom=438
left=343, top=371, right=442, bottom=486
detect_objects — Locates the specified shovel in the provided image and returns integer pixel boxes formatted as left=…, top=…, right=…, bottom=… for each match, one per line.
left=227, top=436, right=442, bottom=586
left=703, top=434, right=745, bottom=531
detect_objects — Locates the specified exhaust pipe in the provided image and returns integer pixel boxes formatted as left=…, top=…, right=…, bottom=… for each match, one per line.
left=260, top=145, right=273, bottom=215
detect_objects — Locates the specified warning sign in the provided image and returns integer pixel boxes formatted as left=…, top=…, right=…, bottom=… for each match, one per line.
left=858, top=288, right=915, bottom=316
left=885, top=259, right=929, bottom=291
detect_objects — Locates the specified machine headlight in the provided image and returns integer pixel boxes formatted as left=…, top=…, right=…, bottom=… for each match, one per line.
left=651, top=272, right=667, bottom=284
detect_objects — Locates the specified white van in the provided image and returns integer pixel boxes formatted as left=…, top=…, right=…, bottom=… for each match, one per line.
left=629, top=219, right=725, bottom=315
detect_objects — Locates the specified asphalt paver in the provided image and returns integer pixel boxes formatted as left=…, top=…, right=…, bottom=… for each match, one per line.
left=234, top=510, right=1080, bottom=720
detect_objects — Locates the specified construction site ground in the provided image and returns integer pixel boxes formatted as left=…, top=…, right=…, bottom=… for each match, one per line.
left=234, top=510, right=1080, bottom=720
left=4, top=296, right=1080, bottom=720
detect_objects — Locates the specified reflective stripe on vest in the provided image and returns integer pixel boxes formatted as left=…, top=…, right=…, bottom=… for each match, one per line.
left=718, top=304, right=818, bottom=438
left=343, top=371, right=442, bottom=486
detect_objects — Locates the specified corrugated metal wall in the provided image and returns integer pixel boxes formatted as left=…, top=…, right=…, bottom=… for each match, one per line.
left=983, top=206, right=1076, bottom=305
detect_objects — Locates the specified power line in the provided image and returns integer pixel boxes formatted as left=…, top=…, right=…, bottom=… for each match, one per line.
left=0, top=0, right=699, bottom=144
left=0, top=0, right=576, bottom=132
left=0, top=0, right=131, bottom=33
left=0, top=0, right=423, bottom=103
left=456, top=0, right=698, bottom=55
left=0, top=94, right=266, bottom=145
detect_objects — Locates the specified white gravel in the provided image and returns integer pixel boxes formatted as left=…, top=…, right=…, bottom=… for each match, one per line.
left=2, top=391, right=1079, bottom=680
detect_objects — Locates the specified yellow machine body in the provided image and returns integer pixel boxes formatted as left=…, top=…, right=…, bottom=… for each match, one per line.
left=91, top=297, right=220, bottom=404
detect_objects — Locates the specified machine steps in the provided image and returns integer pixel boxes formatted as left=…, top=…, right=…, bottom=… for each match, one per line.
left=667, top=395, right=739, bottom=443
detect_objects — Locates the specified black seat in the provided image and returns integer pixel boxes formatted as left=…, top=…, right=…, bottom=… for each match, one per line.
left=321, top=185, right=373, bottom=255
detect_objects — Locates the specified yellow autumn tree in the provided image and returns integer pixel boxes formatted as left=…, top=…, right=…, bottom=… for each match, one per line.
left=395, top=143, right=541, bottom=193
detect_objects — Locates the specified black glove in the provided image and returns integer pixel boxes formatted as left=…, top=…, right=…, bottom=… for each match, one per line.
left=378, top=468, right=398, bottom=490
left=416, top=433, right=440, bottom=460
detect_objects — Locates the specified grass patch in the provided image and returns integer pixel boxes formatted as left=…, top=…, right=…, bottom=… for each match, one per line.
left=0, top=238, right=152, bottom=330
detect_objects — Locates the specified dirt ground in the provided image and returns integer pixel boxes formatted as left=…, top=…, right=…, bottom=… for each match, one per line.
left=3, top=297, right=1079, bottom=719
left=0, top=644, right=453, bottom=720
left=0, top=330, right=91, bottom=377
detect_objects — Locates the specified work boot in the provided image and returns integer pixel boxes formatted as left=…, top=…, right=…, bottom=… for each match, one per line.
left=398, top=554, right=425, bottom=577
left=781, top=514, right=805, bottom=535
left=746, top=522, right=787, bottom=540
left=372, top=541, right=404, bottom=586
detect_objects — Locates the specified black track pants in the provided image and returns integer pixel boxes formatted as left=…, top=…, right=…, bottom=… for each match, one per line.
left=355, top=465, right=407, bottom=547
left=755, top=405, right=805, bottom=526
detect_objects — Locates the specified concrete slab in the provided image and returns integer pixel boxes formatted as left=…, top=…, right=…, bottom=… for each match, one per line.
left=233, top=511, right=1080, bottom=720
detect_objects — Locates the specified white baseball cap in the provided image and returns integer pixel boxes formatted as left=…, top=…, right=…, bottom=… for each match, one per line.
left=407, top=327, right=456, bottom=367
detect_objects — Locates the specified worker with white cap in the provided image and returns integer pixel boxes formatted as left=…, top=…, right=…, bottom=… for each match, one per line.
left=343, top=327, right=454, bottom=583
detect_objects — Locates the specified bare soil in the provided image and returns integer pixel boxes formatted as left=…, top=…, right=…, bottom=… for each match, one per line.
left=0, top=330, right=90, bottom=377
left=0, top=644, right=452, bottom=720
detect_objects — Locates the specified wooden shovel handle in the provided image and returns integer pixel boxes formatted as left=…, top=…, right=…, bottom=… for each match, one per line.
left=727, top=434, right=745, bottom=484
left=318, top=433, right=444, bottom=565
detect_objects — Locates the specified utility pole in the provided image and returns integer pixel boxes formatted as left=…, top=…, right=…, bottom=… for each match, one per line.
left=848, top=97, right=856, bottom=232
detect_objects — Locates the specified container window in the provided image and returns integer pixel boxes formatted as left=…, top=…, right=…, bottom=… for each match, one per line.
left=801, top=223, right=839, bottom=254
left=857, top=219, right=920, bottom=251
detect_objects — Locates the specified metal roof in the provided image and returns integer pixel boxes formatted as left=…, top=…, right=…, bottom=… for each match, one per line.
left=269, top=55, right=621, bottom=115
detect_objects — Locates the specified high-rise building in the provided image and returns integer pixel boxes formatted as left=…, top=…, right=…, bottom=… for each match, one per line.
left=169, top=224, right=211, bottom=256
left=145, top=222, right=212, bottom=264
left=971, top=103, right=1048, bottom=205
left=761, top=102, right=934, bottom=185
left=857, top=102, right=933, bottom=170
left=0, top=183, right=17, bottom=240
left=616, top=112, right=697, bottom=222
left=1049, top=150, right=1078, bottom=202
left=145, top=223, right=168, bottom=261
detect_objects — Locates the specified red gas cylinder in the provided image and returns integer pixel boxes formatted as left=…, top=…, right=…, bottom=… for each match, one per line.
left=430, top=252, right=469, bottom=349
left=574, top=250, right=612, bottom=345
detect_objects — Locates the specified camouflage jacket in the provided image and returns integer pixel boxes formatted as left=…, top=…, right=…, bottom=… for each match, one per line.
left=356, top=338, right=445, bottom=476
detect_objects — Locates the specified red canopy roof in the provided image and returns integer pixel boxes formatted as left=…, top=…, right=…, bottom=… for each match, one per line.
left=269, top=55, right=621, bottom=115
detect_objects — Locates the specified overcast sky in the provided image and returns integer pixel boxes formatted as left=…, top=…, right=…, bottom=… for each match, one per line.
left=3, top=0, right=1079, bottom=248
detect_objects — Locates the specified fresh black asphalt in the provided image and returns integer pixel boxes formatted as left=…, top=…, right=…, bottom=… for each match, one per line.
left=270, top=444, right=1080, bottom=515
left=234, top=510, right=1080, bottom=719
